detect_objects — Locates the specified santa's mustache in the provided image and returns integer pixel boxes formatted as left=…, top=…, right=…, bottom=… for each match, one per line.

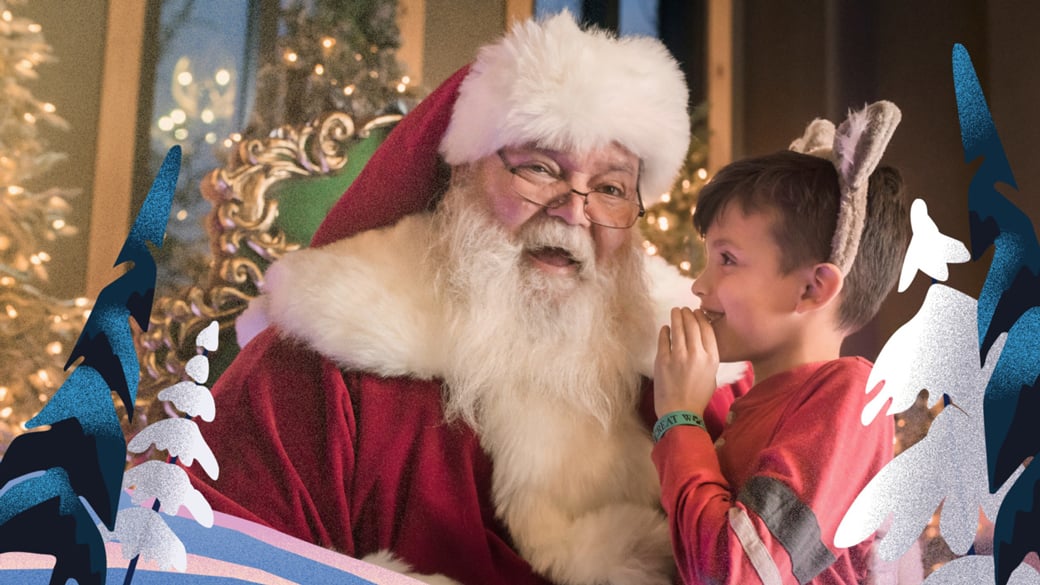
left=517, top=217, right=596, bottom=275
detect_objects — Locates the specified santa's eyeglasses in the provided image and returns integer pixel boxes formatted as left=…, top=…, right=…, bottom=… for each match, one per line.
left=497, top=150, right=646, bottom=229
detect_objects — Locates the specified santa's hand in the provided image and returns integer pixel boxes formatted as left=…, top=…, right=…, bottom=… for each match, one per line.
left=653, top=307, right=719, bottom=418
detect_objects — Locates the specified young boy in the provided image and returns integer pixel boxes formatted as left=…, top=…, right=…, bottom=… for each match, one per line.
left=652, top=103, right=910, bottom=584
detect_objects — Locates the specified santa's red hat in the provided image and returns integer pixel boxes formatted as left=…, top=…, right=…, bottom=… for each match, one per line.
left=312, top=11, right=690, bottom=248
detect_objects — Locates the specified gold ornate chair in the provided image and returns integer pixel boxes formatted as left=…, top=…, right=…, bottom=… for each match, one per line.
left=134, top=111, right=400, bottom=426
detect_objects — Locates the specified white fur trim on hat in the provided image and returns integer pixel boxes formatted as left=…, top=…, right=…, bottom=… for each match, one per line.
left=438, top=10, right=690, bottom=203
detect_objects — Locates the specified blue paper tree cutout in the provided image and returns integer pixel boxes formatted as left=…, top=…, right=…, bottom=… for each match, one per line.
left=0, top=146, right=179, bottom=585
left=954, top=43, right=1040, bottom=585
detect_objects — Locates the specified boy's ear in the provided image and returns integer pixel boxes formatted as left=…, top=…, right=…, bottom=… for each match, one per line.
left=796, top=262, right=844, bottom=313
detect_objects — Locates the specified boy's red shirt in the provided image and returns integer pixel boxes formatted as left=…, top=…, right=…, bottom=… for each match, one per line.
left=652, top=357, right=893, bottom=585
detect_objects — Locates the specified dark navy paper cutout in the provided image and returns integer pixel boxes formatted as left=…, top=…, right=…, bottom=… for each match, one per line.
left=954, top=44, right=1040, bottom=585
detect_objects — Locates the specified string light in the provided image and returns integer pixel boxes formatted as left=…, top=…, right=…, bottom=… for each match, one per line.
left=215, top=69, right=231, bottom=86
left=321, top=37, right=335, bottom=49
left=638, top=107, right=712, bottom=277
left=314, top=64, right=325, bottom=75
left=0, top=2, right=97, bottom=449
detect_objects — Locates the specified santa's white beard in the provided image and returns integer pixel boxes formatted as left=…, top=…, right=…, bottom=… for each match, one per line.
left=428, top=174, right=656, bottom=433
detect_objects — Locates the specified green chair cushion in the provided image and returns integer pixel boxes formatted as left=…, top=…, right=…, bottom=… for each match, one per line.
left=269, top=123, right=395, bottom=246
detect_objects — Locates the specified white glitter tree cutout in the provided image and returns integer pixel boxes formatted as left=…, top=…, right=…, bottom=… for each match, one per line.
left=102, top=321, right=219, bottom=576
left=834, top=199, right=1039, bottom=583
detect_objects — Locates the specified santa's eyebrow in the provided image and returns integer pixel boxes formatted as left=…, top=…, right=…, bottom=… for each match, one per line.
left=509, top=146, right=638, bottom=176
left=598, top=162, right=637, bottom=175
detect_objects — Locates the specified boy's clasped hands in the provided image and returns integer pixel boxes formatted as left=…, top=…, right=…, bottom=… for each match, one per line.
left=654, top=307, right=720, bottom=419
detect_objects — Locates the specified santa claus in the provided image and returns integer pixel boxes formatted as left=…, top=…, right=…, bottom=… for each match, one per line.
left=191, top=11, right=748, bottom=585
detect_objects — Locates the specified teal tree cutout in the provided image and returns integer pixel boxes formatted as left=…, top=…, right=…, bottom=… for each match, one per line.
left=0, top=147, right=180, bottom=585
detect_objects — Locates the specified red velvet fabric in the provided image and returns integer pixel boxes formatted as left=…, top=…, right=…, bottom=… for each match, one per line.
left=191, top=328, right=551, bottom=584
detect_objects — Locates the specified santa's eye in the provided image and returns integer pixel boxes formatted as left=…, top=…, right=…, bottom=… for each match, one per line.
left=595, top=184, right=627, bottom=199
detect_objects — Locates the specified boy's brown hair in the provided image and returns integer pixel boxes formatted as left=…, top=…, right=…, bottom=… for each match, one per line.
left=692, top=150, right=910, bottom=333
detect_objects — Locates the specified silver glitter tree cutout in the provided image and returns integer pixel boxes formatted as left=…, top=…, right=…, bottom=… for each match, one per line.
left=104, top=321, right=220, bottom=579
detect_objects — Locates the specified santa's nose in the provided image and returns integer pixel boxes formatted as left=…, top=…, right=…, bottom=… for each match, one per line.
left=546, top=190, right=592, bottom=227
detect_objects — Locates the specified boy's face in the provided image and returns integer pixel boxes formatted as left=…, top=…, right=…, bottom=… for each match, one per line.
left=691, top=205, right=813, bottom=376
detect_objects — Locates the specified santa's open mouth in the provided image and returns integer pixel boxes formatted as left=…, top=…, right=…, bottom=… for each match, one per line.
left=526, top=246, right=583, bottom=274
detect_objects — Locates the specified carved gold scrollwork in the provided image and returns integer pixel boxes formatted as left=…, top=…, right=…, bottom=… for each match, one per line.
left=134, top=111, right=402, bottom=427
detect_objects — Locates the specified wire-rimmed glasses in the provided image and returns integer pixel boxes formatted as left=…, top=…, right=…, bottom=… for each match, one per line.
left=497, top=149, right=645, bottom=229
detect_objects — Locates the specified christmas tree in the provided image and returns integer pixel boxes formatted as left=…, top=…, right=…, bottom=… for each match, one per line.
left=0, top=1, right=88, bottom=453
left=245, top=0, right=420, bottom=138
left=640, top=102, right=709, bottom=277
left=147, top=0, right=419, bottom=301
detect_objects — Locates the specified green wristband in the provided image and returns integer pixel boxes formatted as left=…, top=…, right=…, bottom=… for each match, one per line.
left=653, top=410, right=705, bottom=443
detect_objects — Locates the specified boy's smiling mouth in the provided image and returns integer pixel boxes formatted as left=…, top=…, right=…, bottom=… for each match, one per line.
left=701, top=309, right=724, bottom=324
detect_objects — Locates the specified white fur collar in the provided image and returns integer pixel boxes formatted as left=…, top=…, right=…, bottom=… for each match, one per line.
left=261, top=214, right=447, bottom=379
left=248, top=214, right=745, bottom=384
